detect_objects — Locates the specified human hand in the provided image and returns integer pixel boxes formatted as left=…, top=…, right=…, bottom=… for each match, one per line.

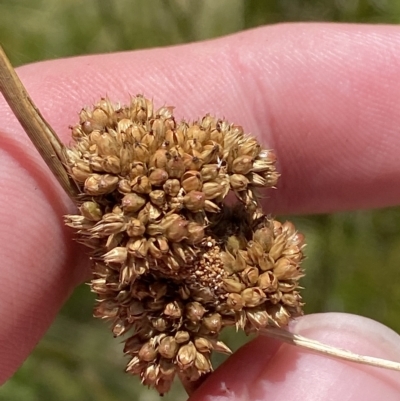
left=1, top=23, right=400, bottom=399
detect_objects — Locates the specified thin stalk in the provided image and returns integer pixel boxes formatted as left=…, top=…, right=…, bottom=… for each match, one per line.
left=262, top=327, right=400, bottom=372
left=0, top=45, right=79, bottom=200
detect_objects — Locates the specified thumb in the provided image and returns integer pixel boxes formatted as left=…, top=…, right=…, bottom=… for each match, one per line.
left=189, top=313, right=400, bottom=401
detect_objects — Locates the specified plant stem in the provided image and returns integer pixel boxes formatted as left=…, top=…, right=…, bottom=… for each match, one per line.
left=0, top=45, right=79, bottom=201
left=262, top=326, right=400, bottom=372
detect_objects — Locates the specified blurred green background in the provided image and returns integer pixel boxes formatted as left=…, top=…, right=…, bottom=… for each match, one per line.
left=2, top=0, right=400, bottom=400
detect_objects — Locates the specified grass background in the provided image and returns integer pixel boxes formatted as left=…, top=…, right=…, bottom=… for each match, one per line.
left=1, top=0, right=400, bottom=400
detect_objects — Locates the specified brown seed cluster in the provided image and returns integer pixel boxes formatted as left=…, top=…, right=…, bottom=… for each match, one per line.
left=64, top=96, right=305, bottom=394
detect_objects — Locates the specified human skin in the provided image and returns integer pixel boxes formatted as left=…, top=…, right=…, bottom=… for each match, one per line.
left=1, top=23, right=400, bottom=400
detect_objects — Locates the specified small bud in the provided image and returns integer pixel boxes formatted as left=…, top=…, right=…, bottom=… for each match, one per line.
left=121, top=193, right=146, bottom=212
left=186, top=222, right=205, bottom=244
left=230, top=174, right=249, bottom=191
left=138, top=342, right=157, bottom=362
left=177, top=342, right=197, bottom=369
left=127, top=238, right=148, bottom=258
left=222, top=278, right=245, bottom=293
left=258, top=271, right=278, bottom=292
left=149, top=189, right=166, bottom=207
left=232, top=155, right=253, bottom=175
left=200, top=164, right=219, bottom=181
left=226, top=293, right=244, bottom=311
left=194, top=352, right=212, bottom=373
left=246, top=307, right=269, bottom=329
left=166, top=155, right=185, bottom=179
left=185, top=302, right=206, bottom=323
left=202, top=313, right=222, bottom=333
left=181, top=170, right=202, bottom=192
left=269, top=234, right=287, bottom=260
left=241, top=287, right=266, bottom=308
left=164, top=216, right=188, bottom=242
left=101, top=155, right=121, bottom=174
left=126, top=218, right=146, bottom=237
left=80, top=201, right=103, bottom=222
left=131, top=175, right=151, bottom=194
left=163, top=178, right=181, bottom=196
left=183, top=191, right=206, bottom=212
left=194, top=337, right=213, bottom=353
left=148, top=236, right=169, bottom=259
left=158, top=336, right=179, bottom=359
left=84, top=174, right=119, bottom=195
left=241, top=266, right=259, bottom=286
left=71, top=161, right=92, bottom=182
left=130, top=161, right=147, bottom=178
left=164, top=301, right=182, bottom=318
left=148, top=168, right=169, bottom=186
left=274, top=257, right=298, bottom=280
left=103, top=247, right=128, bottom=264
left=175, top=331, right=190, bottom=344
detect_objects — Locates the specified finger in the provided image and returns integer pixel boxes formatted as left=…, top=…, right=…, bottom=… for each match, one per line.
left=1, top=23, right=400, bottom=382
left=189, top=313, right=400, bottom=401
left=3, top=24, right=400, bottom=215
left=0, top=144, right=88, bottom=382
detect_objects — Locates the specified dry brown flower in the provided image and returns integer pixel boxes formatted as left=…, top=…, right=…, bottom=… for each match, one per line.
left=62, top=96, right=305, bottom=394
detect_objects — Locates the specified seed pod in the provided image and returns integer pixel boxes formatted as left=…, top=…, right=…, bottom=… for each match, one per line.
left=130, top=161, right=147, bottom=178
left=222, top=278, right=245, bottom=293
left=103, top=247, right=128, bottom=264
left=148, top=168, right=168, bottom=186
left=194, top=352, right=211, bottom=373
left=231, top=155, right=253, bottom=175
left=158, top=336, right=179, bottom=359
left=185, top=302, right=206, bottom=323
left=138, top=342, right=158, bottom=362
left=127, top=237, right=148, bottom=258
left=175, top=331, right=190, bottom=344
left=230, top=174, right=249, bottom=191
left=203, top=313, right=222, bottom=333
left=194, top=337, right=213, bottom=353
left=163, top=178, right=181, bottom=196
left=258, top=271, right=278, bottom=292
left=93, top=300, right=119, bottom=319
left=118, top=178, right=131, bottom=193
left=149, top=190, right=166, bottom=207
left=121, top=193, right=146, bottom=212
left=126, top=218, right=146, bottom=237
left=200, top=164, right=219, bottom=181
left=183, top=191, right=206, bottom=212
left=80, top=201, right=103, bottom=222
left=166, top=155, right=185, bottom=179
left=85, top=174, right=119, bottom=195
left=164, top=301, right=182, bottom=318
left=269, top=234, right=287, bottom=260
left=181, top=170, right=203, bottom=192
left=241, top=266, right=259, bottom=286
left=131, top=175, right=151, bottom=194
left=226, top=293, right=244, bottom=311
left=186, top=222, right=205, bottom=244
left=150, top=148, right=169, bottom=169
left=241, top=287, right=266, bottom=308
left=177, top=342, right=197, bottom=369
left=165, top=217, right=188, bottom=242
left=246, top=307, right=269, bottom=329
left=148, top=236, right=169, bottom=259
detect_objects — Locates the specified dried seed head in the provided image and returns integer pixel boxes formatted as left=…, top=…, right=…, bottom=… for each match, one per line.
left=63, top=96, right=304, bottom=394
